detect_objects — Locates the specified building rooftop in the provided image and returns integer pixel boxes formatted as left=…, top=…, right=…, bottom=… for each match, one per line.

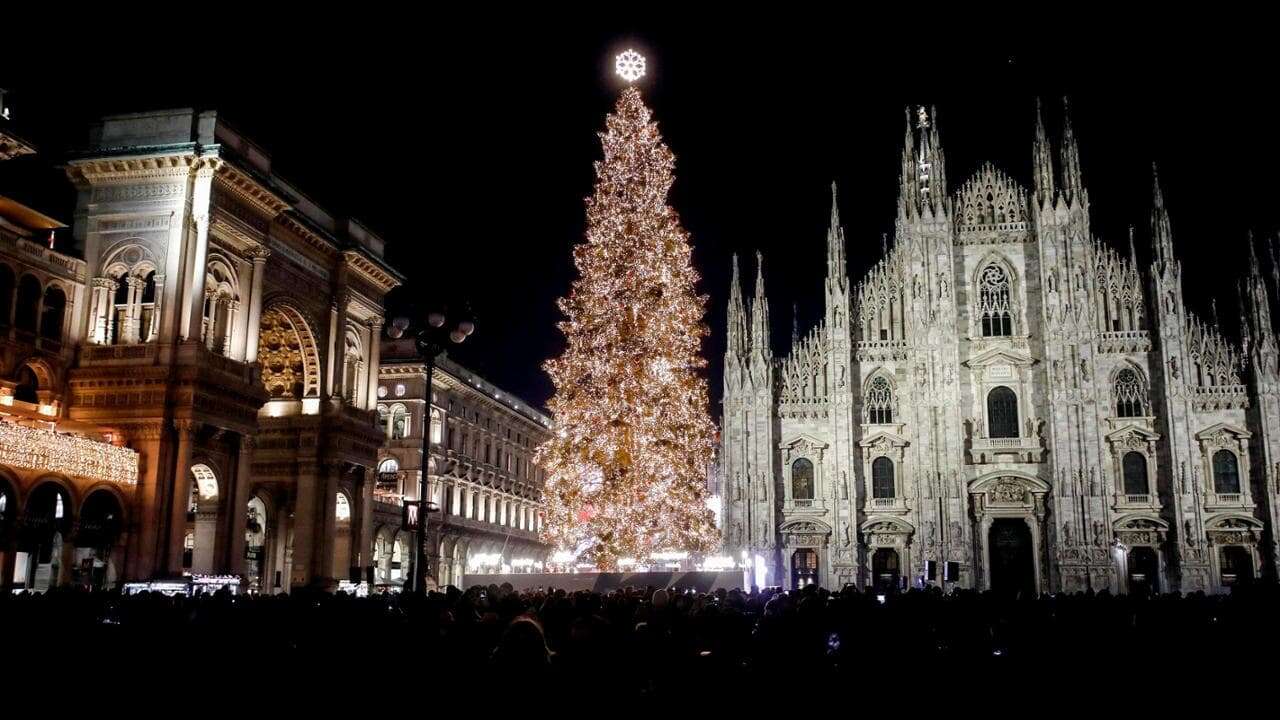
left=381, top=337, right=551, bottom=429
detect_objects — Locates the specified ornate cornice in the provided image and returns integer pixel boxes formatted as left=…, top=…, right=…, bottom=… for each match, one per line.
left=0, top=128, right=36, bottom=161
left=213, top=162, right=289, bottom=217
left=65, top=152, right=200, bottom=186
left=343, top=249, right=402, bottom=293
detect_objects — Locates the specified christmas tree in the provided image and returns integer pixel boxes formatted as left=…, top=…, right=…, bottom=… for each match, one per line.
left=535, top=76, right=719, bottom=570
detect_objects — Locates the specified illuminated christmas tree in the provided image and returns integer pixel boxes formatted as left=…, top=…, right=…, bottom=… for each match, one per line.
left=536, top=54, right=719, bottom=570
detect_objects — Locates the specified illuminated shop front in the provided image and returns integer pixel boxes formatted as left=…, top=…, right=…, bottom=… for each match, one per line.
left=0, top=419, right=139, bottom=592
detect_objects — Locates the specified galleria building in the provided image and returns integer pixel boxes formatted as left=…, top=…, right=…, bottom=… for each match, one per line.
left=722, top=103, right=1280, bottom=595
left=0, top=110, right=548, bottom=592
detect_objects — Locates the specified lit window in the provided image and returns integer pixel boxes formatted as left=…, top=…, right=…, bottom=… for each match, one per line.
left=336, top=493, right=351, bottom=522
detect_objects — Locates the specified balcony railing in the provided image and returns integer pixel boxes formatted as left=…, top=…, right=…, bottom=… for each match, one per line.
left=1214, top=493, right=1243, bottom=505
left=1123, top=494, right=1150, bottom=505
left=871, top=497, right=902, bottom=509
left=970, top=434, right=1046, bottom=464
left=792, top=499, right=814, bottom=508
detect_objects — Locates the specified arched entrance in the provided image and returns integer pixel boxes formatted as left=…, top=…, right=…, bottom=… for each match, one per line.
left=15, top=482, right=73, bottom=591
left=1127, top=546, right=1160, bottom=597
left=332, top=491, right=352, bottom=582
left=74, top=490, right=124, bottom=590
left=988, top=519, right=1034, bottom=598
left=1219, top=546, right=1254, bottom=587
left=791, top=548, right=819, bottom=588
left=871, top=548, right=900, bottom=593
left=245, top=495, right=269, bottom=592
left=971, top=473, right=1048, bottom=596
left=187, top=464, right=221, bottom=574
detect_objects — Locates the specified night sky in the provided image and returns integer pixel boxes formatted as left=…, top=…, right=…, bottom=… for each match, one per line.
left=1, top=24, right=1274, bottom=416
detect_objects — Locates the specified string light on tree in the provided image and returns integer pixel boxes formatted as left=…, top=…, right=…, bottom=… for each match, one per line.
left=536, top=55, right=719, bottom=570
left=615, top=49, right=646, bottom=83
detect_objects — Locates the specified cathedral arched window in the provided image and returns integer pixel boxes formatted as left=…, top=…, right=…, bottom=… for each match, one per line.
left=865, top=376, right=894, bottom=424
left=1122, top=452, right=1149, bottom=496
left=978, top=264, right=1013, bottom=337
left=872, top=457, right=895, bottom=498
left=1114, top=368, right=1146, bottom=417
left=987, top=386, right=1019, bottom=438
left=791, top=458, right=814, bottom=500
left=1212, top=450, right=1240, bottom=494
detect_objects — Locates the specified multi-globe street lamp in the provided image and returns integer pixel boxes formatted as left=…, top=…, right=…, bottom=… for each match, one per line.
left=387, top=309, right=474, bottom=595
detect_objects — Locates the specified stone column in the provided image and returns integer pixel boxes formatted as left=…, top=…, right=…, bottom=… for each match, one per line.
left=226, top=435, right=254, bottom=578
left=126, top=276, right=143, bottom=343
left=149, top=274, right=164, bottom=343
left=185, top=216, right=211, bottom=342
left=360, top=467, right=375, bottom=580
left=105, top=279, right=118, bottom=344
left=223, top=299, right=239, bottom=356
left=315, top=462, right=342, bottom=587
left=365, top=317, right=383, bottom=411
left=166, top=420, right=197, bottom=576
left=244, top=250, right=268, bottom=362
left=325, top=300, right=340, bottom=397
left=291, top=467, right=319, bottom=589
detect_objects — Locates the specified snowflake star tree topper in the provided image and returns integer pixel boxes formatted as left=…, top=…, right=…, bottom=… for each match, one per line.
left=615, top=49, right=646, bottom=83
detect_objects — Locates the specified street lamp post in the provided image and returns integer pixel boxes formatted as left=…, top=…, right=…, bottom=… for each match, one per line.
left=389, top=310, right=474, bottom=595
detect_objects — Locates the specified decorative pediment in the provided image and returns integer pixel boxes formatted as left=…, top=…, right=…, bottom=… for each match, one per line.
left=857, top=429, right=909, bottom=450
left=1113, top=514, right=1169, bottom=531
left=1195, top=423, right=1252, bottom=443
left=1204, top=513, right=1263, bottom=546
left=1105, top=424, right=1161, bottom=444
left=780, top=519, right=832, bottom=535
left=781, top=434, right=829, bottom=461
left=1105, top=424, right=1161, bottom=453
left=963, top=347, right=1037, bottom=369
left=969, top=473, right=1050, bottom=507
left=1205, top=514, right=1263, bottom=531
left=860, top=517, right=915, bottom=535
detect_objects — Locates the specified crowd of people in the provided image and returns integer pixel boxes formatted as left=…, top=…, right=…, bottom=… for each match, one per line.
left=3, top=580, right=1276, bottom=692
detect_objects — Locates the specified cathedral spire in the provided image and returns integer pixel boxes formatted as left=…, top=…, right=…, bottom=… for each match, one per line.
left=1033, top=97, right=1055, bottom=208
left=1151, top=163, right=1177, bottom=273
left=920, top=105, right=948, bottom=216
left=1060, top=97, right=1084, bottom=206
left=1239, top=279, right=1254, bottom=352
left=1269, top=235, right=1280, bottom=299
left=1128, top=225, right=1139, bottom=269
left=750, top=251, right=771, bottom=357
left=791, top=303, right=800, bottom=348
left=898, top=107, right=918, bottom=215
left=1244, top=231, right=1275, bottom=347
left=827, top=181, right=846, bottom=284
left=727, top=253, right=748, bottom=356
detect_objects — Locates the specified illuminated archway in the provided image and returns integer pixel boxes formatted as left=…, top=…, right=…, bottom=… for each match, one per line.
left=257, top=304, right=321, bottom=400
left=187, top=463, right=221, bottom=574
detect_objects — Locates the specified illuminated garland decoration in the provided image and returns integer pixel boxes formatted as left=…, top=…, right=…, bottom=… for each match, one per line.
left=0, top=421, right=139, bottom=485
left=534, top=87, right=720, bottom=570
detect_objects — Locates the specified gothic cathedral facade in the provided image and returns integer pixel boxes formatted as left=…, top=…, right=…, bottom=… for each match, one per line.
left=721, top=102, right=1280, bottom=595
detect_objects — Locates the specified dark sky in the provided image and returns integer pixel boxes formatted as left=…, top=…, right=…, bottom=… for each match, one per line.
left=1, top=23, right=1274, bottom=416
